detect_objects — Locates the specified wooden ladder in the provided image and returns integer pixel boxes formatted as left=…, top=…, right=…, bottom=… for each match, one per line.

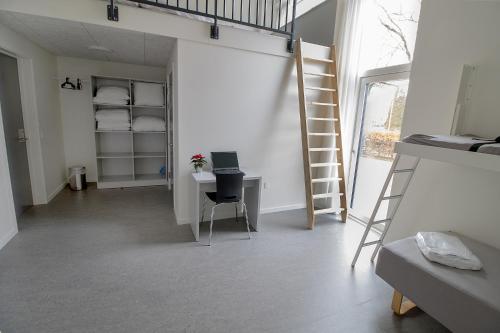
left=295, top=39, right=347, bottom=229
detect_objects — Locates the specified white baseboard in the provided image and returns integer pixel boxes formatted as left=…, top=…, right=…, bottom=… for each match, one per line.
left=46, top=181, right=67, bottom=203
left=260, top=203, right=306, bottom=214
left=176, top=203, right=307, bottom=225
left=0, top=226, right=18, bottom=250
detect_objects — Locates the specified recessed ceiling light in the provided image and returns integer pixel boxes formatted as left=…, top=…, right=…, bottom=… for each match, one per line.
left=88, top=45, right=112, bottom=53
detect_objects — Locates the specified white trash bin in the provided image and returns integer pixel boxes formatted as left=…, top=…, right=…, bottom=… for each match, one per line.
left=69, top=166, right=87, bottom=191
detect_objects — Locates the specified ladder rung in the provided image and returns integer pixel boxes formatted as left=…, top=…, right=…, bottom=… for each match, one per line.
left=313, top=192, right=344, bottom=199
left=309, top=102, right=338, bottom=107
left=305, top=87, right=337, bottom=92
left=303, top=72, right=336, bottom=78
left=382, top=195, right=403, bottom=200
left=311, top=177, right=342, bottom=183
left=371, top=218, right=391, bottom=225
left=363, top=240, right=381, bottom=247
left=311, top=162, right=341, bottom=167
left=308, top=133, right=339, bottom=136
left=303, top=57, right=333, bottom=64
left=314, top=208, right=344, bottom=215
left=307, top=117, right=338, bottom=122
left=308, top=147, right=340, bottom=152
left=394, top=169, right=415, bottom=174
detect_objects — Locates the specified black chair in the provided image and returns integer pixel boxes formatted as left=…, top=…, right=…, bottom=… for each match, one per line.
left=201, top=171, right=251, bottom=246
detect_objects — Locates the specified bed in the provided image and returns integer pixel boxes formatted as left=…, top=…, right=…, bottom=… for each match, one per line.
left=376, top=233, right=500, bottom=333
left=402, top=134, right=500, bottom=155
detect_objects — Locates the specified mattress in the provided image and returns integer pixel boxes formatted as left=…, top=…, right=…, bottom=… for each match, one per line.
left=376, top=233, right=500, bottom=333
left=402, top=134, right=495, bottom=151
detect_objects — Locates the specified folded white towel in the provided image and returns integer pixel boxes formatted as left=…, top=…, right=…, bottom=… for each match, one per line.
left=132, top=116, right=165, bottom=132
left=96, top=109, right=130, bottom=122
left=415, top=232, right=482, bottom=270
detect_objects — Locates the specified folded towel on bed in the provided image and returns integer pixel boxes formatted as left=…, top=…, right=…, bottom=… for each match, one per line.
left=132, top=116, right=165, bottom=132
left=95, top=109, right=130, bottom=122
left=415, top=232, right=482, bottom=270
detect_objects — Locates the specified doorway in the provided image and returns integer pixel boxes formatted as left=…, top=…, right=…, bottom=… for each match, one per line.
left=348, top=70, right=410, bottom=223
left=0, top=52, right=33, bottom=217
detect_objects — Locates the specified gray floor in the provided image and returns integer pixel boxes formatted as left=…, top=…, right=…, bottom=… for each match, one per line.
left=0, top=185, right=449, bottom=333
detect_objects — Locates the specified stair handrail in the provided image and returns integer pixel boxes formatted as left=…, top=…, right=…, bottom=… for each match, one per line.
left=108, top=0, right=298, bottom=52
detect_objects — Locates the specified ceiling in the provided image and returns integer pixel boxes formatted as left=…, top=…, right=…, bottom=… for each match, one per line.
left=0, top=11, right=176, bottom=67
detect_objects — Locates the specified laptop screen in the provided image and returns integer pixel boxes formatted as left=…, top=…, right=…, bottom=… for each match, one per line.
left=211, top=151, right=239, bottom=171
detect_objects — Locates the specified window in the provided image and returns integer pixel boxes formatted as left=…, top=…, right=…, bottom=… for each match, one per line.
left=347, top=0, right=421, bottom=222
left=358, top=0, right=421, bottom=72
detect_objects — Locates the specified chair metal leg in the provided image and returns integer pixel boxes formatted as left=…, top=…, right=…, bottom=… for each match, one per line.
left=242, top=202, right=251, bottom=240
left=201, top=196, right=207, bottom=222
left=209, top=205, right=216, bottom=246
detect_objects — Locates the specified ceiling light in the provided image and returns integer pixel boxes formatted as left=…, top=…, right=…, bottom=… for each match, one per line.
left=88, top=45, right=112, bottom=53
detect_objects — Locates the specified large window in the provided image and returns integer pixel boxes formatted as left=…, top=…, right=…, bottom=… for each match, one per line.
left=347, top=0, right=421, bottom=222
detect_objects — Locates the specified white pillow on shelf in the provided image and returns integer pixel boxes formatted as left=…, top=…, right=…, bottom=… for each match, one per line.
left=95, top=86, right=130, bottom=101
left=133, top=82, right=164, bottom=106
left=132, top=116, right=165, bottom=132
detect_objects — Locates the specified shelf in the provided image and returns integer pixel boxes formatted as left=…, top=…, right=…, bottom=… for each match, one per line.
left=134, top=152, right=166, bottom=158
left=132, top=131, right=166, bottom=134
left=95, top=130, right=131, bottom=133
left=97, top=152, right=133, bottom=159
left=93, top=102, right=130, bottom=107
left=395, top=142, right=500, bottom=173
left=98, top=174, right=134, bottom=183
left=135, top=173, right=167, bottom=181
left=132, top=105, right=165, bottom=109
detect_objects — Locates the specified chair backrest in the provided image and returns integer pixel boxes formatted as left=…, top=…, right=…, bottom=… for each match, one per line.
left=215, top=172, right=244, bottom=203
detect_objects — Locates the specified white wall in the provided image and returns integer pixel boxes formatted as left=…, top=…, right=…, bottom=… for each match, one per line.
left=292, top=0, right=337, bottom=46
left=57, top=57, right=166, bottom=181
left=174, top=39, right=308, bottom=223
left=0, top=23, right=65, bottom=249
left=0, top=92, right=17, bottom=248
left=0, top=23, right=65, bottom=203
left=386, top=0, right=500, bottom=249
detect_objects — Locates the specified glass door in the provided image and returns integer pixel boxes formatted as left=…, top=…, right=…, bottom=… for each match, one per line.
left=348, top=71, right=410, bottom=222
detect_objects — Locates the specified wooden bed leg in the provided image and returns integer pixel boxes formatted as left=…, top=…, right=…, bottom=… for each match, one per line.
left=391, top=290, right=417, bottom=315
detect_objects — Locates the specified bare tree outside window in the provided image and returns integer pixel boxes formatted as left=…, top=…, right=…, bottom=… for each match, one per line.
left=375, top=0, right=421, bottom=66
left=358, top=0, right=421, bottom=71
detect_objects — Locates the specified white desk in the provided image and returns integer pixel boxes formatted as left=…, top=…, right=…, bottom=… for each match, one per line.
left=191, top=171, right=262, bottom=241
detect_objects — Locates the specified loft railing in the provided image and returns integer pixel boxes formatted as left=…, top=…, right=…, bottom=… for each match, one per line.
left=107, top=0, right=298, bottom=52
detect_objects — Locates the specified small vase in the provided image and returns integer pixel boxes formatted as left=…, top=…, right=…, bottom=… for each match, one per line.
left=195, top=166, right=202, bottom=173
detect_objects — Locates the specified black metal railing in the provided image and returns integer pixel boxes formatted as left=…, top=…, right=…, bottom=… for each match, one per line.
left=107, top=0, right=298, bottom=52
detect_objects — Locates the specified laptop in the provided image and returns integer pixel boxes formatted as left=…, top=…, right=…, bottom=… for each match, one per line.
left=211, top=151, right=241, bottom=174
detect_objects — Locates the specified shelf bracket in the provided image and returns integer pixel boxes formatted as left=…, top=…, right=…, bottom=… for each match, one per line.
left=107, top=0, right=119, bottom=21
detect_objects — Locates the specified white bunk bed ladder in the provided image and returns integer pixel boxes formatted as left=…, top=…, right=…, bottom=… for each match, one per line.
left=351, top=154, right=420, bottom=267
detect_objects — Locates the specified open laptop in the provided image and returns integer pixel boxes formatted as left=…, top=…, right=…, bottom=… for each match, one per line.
left=211, top=151, right=241, bottom=174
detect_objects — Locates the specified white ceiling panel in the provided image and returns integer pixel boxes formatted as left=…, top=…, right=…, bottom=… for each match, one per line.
left=0, top=11, right=175, bottom=67
left=145, top=34, right=176, bottom=67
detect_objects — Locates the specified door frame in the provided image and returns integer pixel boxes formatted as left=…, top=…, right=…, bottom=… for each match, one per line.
left=347, top=64, right=411, bottom=222
left=0, top=48, right=47, bottom=206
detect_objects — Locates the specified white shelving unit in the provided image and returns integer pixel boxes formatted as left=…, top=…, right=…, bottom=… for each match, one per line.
left=91, top=75, right=171, bottom=189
